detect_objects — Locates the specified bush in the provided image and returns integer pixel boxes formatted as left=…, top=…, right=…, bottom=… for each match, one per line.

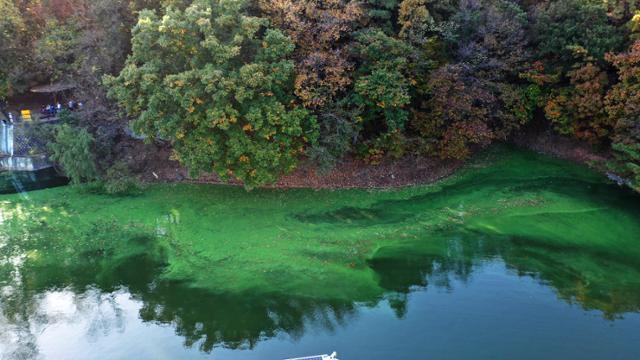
left=358, top=130, right=408, bottom=165
left=48, top=124, right=98, bottom=184
left=102, top=161, right=143, bottom=195
left=306, top=104, right=359, bottom=172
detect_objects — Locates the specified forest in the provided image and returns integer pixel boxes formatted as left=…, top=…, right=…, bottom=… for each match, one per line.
left=1, top=0, right=639, bottom=190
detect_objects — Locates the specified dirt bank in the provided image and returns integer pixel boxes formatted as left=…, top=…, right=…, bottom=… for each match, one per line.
left=117, top=130, right=609, bottom=190
left=511, top=130, right=610, bottom=170
left=118, top=137, right=463, bottom=189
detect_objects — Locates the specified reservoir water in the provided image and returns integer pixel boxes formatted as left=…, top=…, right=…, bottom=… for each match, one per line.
left=1, top=147, right=639, bottom=359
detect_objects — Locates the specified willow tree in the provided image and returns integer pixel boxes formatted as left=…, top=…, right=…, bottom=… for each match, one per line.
left=105, top=0, right=318, bottom=188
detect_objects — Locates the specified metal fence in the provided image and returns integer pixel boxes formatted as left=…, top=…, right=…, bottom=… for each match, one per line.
left=0, top=122, right=48, bottom=157
left=1, top=122, right=52, bottom=171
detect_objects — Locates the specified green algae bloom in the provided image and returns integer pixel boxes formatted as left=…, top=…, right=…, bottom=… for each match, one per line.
left=1, top=146, right=640, bottom=358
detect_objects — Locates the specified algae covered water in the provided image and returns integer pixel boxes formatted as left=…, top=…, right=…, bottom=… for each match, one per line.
left=1, top=147, right=640, bottom=359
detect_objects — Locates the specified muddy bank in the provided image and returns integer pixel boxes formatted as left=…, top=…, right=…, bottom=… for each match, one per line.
left=117, top=130, right=609, bottom=190
left=511, top=130, right=610, bottom=170
left=117, top=137, right=463, bottom=189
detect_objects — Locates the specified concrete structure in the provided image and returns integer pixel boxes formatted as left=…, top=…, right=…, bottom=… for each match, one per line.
left=0, top=121, right=53, bottom=171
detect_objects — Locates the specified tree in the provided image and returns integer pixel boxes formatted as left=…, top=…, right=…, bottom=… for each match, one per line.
left=48, top=124, right=98, bottom=184
left=544, top=51, right=612, bottom=143
left=259, top=0, right=363, bottom=109
left=105, top=0, right=318, bottom=188
left=419, top=63, right=496, bottom=159
left=533, top=0, right=623, bottom=67
left=605, top=0, right=639, bottom=23
left=351, top=29, right=414, bottom=134
left=413, top=0, right=534, bottom=159
left=364, top=0, right=400, bottom=32
left=33, top=19, right=78, bottom=83
left=0, top=0, right=31, bottom=98
left=605, top=41, right=640, bottom=191
left=259, top=0, right=362, bottom=107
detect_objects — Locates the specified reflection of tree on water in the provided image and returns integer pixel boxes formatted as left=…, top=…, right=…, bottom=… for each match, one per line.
left=0, top=211, right=359, bottom=355
left=137, top=282, right=358, bottom=352
left=370, top=229, right=640, bottom=320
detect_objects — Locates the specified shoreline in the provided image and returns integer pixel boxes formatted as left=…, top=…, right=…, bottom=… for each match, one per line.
left=122, top=130, right=609, bottom=191
left=121, top=132, right=611, bottom=190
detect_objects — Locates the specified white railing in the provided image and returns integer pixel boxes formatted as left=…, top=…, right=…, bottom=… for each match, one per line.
left=0, top=122, right=14, bottom=156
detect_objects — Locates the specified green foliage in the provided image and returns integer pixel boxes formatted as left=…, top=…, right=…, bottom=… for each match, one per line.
left=48, top=124, right=99, bottom=184
left=2, top=0, right=640, bottom=192
left=34, top=19, right=78, bottom=82
left=367, top=130, right=408, bottom=163
left=105, top=0, right=318, bottom=189
left=610, top=142, right=640, bottom=191
left=307, top=103, right=359, bottom=171
left=534, top=0, right=624, bottom=66
left=351, top=29, right=414, bottom=134
left=102, top=161, right=144, bottom=195
left=0, top=0, right=30, bottom=99
left=364, top=0, right=400, bottom=31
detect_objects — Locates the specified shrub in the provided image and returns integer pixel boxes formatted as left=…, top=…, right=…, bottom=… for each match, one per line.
left=102, top=161, right=143, bottom=195
left=48, top=124, right=98, bottom=184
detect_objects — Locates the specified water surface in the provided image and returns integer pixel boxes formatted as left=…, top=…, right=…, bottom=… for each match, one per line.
left=1, top=147, right=639, bottom=359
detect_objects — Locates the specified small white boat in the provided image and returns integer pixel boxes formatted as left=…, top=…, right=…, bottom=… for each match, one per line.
left=285, top=351, right=338, bottom=360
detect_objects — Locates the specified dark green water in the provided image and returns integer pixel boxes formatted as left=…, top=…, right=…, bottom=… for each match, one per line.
left=1, top=147, right=640, bottom=359
left=0, top=168, right=68, bottom=194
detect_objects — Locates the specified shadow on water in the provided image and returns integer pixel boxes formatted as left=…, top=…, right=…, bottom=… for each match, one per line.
left=295, top=175, right=639, bottom=227
left=296, top=147, right=640, bottom=227
left=0, top=168, right=68, bottom=195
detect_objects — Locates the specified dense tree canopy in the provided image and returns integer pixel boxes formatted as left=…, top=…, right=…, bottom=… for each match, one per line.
left=1, top=0, right=640, bottom=191
left=104, top=0, right=318, bottom=188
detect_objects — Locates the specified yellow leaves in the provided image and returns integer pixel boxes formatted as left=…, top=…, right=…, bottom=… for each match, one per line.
left=210, top=115, right=237, bottom=128
left=261, top=91, right=274, bottom=97
left=207, top=139, right=213, bottom=145
left=169, top=150, right=181, bottom=161
left=187, top=106, right=195, bottom=113
left=176, top=131, right=185, bottom=139
left=173, top=80, right=185, bottom=87
left=196, top=18, right=210, bottom=27
left=239, top=155, right=249, bottom=163
left=377, top=101, right=386, bottom=108
left=195, top=98, right=204, bottom=105
left=264, top=130, right=277, bottom=140
left=242, top=124, right=253, bottom=132
left=139, top=16, right=153, bottom=26
left=249, top=169, right=257, bottom=177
